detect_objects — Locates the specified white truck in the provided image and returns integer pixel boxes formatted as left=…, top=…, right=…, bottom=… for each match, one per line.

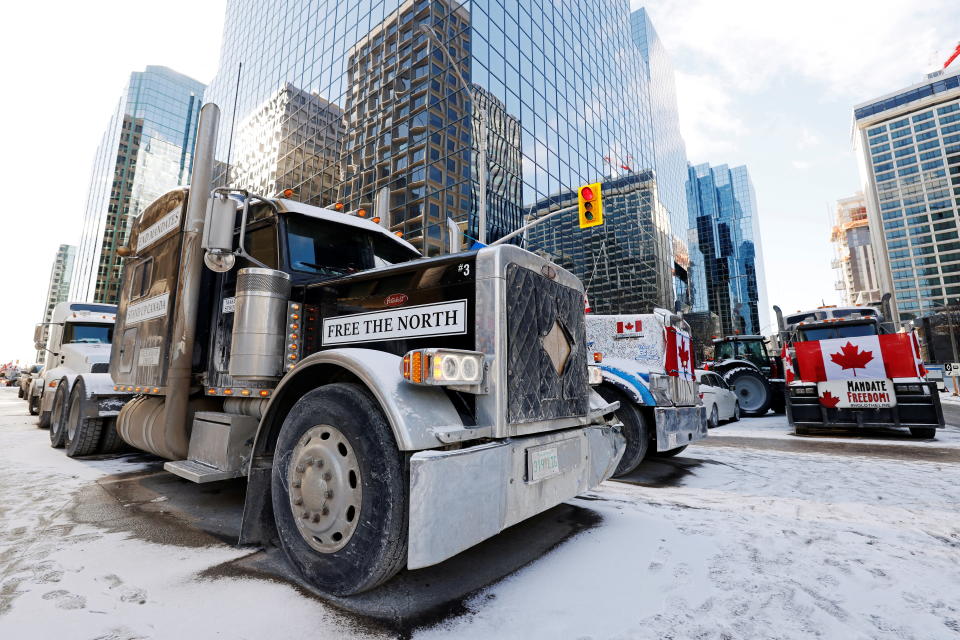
left=33, top=301, right=128, bottom=455
left=586, top=310, right=708, bottom=476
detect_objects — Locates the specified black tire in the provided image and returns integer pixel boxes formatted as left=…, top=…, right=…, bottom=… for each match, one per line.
left=65, top=378, right=105, bottom=458
left=98, top=419, right=126, bottom=454
left=29, top=394, right=41, bottom=418
left=654, top=445, right=688, bottom=458
left=707, top=404, right=719, bottom=428
left=795, top=425, right=810, bottom=436
left=722, top=366, right=772, bottom=417
left=596, top=386, right=649, bottom=476
left=18, top=386, right=24, bottom=399
left=271, top=383, right=407, bottom=596
left=909, top=427, right=936, bottom=439
left=731, top=401, right=741, bottom=422
left=770, top=384, right=786, bottom=414
left=49, top=381, right=70, bottom=448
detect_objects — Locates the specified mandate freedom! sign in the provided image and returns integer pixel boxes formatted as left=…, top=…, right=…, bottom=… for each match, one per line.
left=816, top=378, right=897, bottom=409
left=322, top=299, right=468, bottom=345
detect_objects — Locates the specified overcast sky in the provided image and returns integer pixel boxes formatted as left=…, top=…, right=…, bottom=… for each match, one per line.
left=0, top=1, right=958, bottom=361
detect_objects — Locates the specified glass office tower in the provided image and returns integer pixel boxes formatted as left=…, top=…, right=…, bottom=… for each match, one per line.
left=687, top=163, right=770, bottom=336
left=630, top=8, right=701, bottom=312
left=205, top=0, right=658, bottom=263
left=72, top=66, right=205, bottom=303
left=853, top=64, right=960, bottom=322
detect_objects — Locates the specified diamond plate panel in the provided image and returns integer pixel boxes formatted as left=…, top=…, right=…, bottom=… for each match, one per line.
left=505, top=264, right=589, bottom=423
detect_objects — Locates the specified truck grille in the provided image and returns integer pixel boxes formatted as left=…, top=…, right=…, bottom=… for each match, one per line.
left=505, top=264, right=589, bottom=423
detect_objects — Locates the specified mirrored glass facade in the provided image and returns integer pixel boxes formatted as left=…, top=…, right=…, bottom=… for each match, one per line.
left=853, top=65, right=960, bottom=322
left=687, top=163, right=769, bottom=336
left=72, top=66, right=205, bottom=303
left=631, top=8, right=700, bottom=312
left=206, top=0, right=667, bottom=269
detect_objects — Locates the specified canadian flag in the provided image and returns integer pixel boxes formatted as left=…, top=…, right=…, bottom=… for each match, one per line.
left=911, top=331, right=927, bottom=377
left=664, top=327, right=695, bottom=381
left=781, top=344, right=795, bottom=383
left=616, top=319, right=643, bottom=335
left=795, top=334, right=923, bottom=382
left=584, top=295, right=592, bottom=314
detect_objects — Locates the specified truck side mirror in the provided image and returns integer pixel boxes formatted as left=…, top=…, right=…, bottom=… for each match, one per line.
left=33, top=324, right=46, bottom=351
left=202, top=193, right=237, bottom=273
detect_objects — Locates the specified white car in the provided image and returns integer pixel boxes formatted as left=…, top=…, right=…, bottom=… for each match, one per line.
left=696, top=369, right=740, bottom=427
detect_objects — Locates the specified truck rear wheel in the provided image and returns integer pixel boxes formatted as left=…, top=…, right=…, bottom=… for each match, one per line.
left=98, top=419, right=126, bottom=454
left=271, top=383, right=407, bottom=596
left=596, top=386, right=648, bottom=476
left=29, top=393, right=41, bottom=418
left=49, top=381, right=69, bottom=448
left=909, top=427, right=936, bottom=439
left=722, top=367, right=771, bottom=417
left=65, top=378, right=105, bottom=458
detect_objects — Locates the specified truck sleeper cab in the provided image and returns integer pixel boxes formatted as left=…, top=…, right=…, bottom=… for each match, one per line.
left=784, top=314, right=943, bottom=437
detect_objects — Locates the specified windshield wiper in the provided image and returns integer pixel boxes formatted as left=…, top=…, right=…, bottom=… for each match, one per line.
left=294, top=261, right=352, bottom=276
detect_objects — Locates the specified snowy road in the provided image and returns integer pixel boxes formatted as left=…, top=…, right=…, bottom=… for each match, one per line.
left=2, top=386, right=960, bottom=639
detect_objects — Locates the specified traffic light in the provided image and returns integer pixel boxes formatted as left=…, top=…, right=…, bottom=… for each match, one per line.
left=578, top=183, right=603, bottom=229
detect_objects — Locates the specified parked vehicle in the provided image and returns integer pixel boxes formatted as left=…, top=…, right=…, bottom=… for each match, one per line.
left=702, top=335, right=785, bottom=417
left=32, top=302, right=126, bottom=452
left=1, top=363, right=20, bottom=387
left=586, top=310, right=707, bottom=476
left=17, top=364, right=42, bottom=398
left=696, top=369, right=739, bottom=427
left=778, top=305, right=943, bottom=437
left=54, top=103, right=624, bottom=596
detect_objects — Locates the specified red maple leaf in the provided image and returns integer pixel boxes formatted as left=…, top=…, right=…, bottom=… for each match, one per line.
left=820, top=390, right=841, bottom=408
left=625, top=323, right=633, bottom=330
left=829, top=342, right=874, bottom=377
left=678, top=341, right=690, bottom=373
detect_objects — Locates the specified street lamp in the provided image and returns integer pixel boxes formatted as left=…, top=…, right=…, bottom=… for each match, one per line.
left=418, top=24, right=488, bottom=246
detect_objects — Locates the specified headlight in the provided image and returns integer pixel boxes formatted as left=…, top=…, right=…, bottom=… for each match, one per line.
left=894, top=383, right=927, bottom=395
left=402, top=349, right=484, bottom=387
left=588, top=365, right=603, bottom=385
left=789, top=385, right=816, bottom=396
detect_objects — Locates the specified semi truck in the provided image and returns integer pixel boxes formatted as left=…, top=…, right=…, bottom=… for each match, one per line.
left=586, top=311, right=707, bottom=476
left=777, top=305, right=943, bottom=436
left=32, top=301, right=127, bottom=454
left=55, top=102, right=624, bottom=596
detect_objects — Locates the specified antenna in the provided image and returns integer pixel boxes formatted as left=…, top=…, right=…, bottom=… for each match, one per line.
left=225, top=61, right=243, bottom=184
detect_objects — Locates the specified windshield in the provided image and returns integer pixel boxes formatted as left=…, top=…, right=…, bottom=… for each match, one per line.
left=799, top=323, right=878, bottom=341
left=285, top=215, right=418, bottom=277
left=831, top=308, right=877, bottom=319
left=715, top=340, right=765, bottom=361
left=62, top=322, right=113, bottom=344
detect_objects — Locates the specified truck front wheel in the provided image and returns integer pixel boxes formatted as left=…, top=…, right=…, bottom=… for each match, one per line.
left=271, top=383, right=408, bottom=596
left=49, top=381, right=70, bottom=448
left=29, top=393, right=41, bottom=419
left=596, top=386, right=648, bottom=477
left=722, top=367, right=772, bottom=417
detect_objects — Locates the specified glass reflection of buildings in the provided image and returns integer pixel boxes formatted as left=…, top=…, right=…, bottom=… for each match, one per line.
left=72, top=66, right=204, bottom=303
left=527, top=172, right=674, bottom=314
left=686, top=163, right=770, bottom=336
left=205, top=0, right=673, bottom=273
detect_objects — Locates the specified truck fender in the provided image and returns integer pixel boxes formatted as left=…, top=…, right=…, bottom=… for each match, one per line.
left=73, top=373, right=129, bottom=418
left=598, top=366, right=657, bottom=406
left=39, top=368, right=78, bottom=414
left=240, top=348, right=467, bottom=545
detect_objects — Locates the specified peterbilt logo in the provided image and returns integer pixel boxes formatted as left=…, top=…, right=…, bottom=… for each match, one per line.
left=384, top=293, right=408, bottom=307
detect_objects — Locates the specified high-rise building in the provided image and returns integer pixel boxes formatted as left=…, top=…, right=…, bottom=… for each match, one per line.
left=631, top=8, right=700, bottom=312
left=71, top=66, right=205, bottom=303
left=686, top=163, right=770, bottom=336
left=205, top=0, right=659, bottom=260
left=830, top=192, right=881, bottom=305
left=38, top=244, right=76, bottom=355
left=852, top=64, right=960, bottom=322
left=528, top=171, right=673, bottom=314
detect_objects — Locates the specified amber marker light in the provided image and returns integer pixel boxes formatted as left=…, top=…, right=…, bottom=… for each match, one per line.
left=593, top=352, right=603, bottom=363
left=208, top=388, right=217, bottom=395
left=372, top=216, right=381, bottom=223
left=394, top=231, right=403, bottom=237
left=283, top=188, right=295, bottom=197
left=357, top=208, right=368, bottom=218
left=240, top=389, right=251, bottom=396
left=152, top=388, right=159, bottom=393
left=259, top=390, right=270, bottom=397
left=411, top=351, right=423, bottom=383
left=334, top=202, right=344, bottom=210
left=224, top=389, right=234, bottom=395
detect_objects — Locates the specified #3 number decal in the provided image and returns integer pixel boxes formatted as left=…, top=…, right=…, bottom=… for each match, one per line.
left=457, top=263, right=470, bottom=277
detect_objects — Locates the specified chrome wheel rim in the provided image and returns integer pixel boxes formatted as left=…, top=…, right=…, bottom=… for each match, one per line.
left=288, top=424, right=362, bottom=553
left=711, top=405, right=718, bottom=427
left=67, top=392, right=80, bottom=441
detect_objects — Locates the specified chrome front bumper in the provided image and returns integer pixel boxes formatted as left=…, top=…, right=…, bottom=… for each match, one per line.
left=407, top=423, right=624, bottom=569
left=654, top=405, right=707, bottom=452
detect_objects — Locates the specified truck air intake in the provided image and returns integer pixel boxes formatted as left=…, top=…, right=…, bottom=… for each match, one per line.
left=229, top=268, right=292, bottom=380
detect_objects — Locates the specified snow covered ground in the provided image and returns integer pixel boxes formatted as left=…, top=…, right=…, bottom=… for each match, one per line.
left=2, top=387, right=960, bottom=639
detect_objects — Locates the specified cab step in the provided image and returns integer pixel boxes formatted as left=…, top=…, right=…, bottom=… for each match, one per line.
left=164, top=459, right=243, bottom=483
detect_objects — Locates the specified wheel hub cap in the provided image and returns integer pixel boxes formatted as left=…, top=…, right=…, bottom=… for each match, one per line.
left=735, top=377, right=765, bottom=412
left=288, top=424, right=362, bottom=553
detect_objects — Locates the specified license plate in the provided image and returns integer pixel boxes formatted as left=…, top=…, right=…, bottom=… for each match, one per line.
left=817, top=379, right=896, bottom=409
left=528, top=446, right=560, bottom=483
